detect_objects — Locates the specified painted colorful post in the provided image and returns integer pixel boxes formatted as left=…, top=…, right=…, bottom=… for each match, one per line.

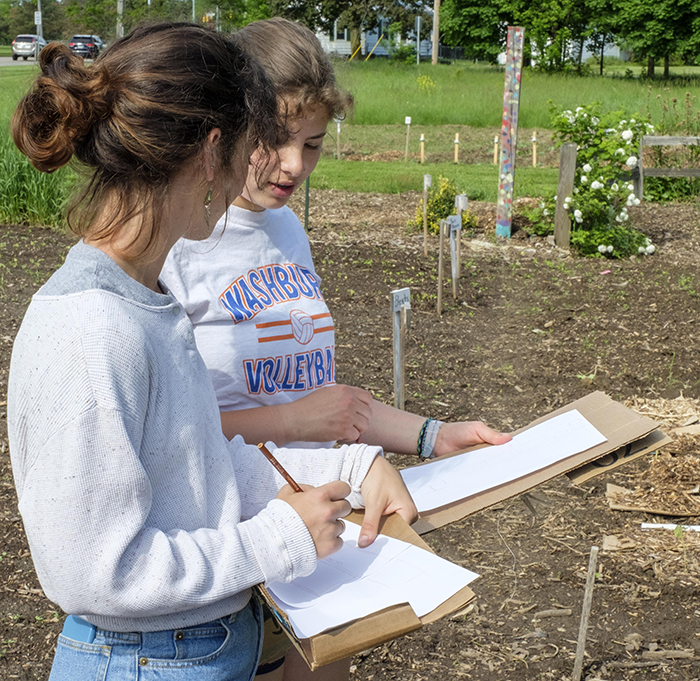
left=420, top=134, right=425, bottom=163
left=495, top=26, right=525, bottom=238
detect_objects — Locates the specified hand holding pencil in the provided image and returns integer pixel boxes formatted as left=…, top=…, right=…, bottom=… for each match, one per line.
left=262, top=444, right=351, bottom=560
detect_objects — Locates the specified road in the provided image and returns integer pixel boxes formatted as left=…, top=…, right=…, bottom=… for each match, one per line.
left=0, top=56, right=40, bottom=67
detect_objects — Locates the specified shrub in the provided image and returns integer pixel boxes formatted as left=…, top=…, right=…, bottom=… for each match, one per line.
left=536, top=103, right=656, bottom=259
left=407, top=175, right=475, bottom=234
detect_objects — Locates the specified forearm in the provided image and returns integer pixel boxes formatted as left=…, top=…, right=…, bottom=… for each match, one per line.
left=220, top=403, right=300, bottom=444
left=358, top=401, right=425, bottom=456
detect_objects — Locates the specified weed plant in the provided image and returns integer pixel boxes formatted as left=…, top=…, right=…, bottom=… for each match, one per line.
left=0, top=131, right=74, bottom=228
left=643, top=89, right=700, bottom=201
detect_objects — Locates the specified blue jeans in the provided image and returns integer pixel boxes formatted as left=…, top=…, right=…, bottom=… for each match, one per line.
left=48, top=600, right=263, bottom=681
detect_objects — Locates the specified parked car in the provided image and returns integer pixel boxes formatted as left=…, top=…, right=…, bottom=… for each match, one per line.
left=11, top=34, right=47, bottom=60
left=68, top=35, right=103, bottom=59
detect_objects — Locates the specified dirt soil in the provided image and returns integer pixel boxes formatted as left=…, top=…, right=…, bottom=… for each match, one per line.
left=1, top=191, right=700, bottom=680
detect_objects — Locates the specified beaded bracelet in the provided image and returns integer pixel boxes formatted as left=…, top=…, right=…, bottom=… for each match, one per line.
left=417, top=418, right=445, bottom=460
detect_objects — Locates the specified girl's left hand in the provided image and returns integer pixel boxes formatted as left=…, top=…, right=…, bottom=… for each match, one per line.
left=434, top=421, right=512, bottom=457
left=358, top=456, right=417, bottom=548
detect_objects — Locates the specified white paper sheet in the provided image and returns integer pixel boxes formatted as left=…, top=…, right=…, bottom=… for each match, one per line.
left=267, top=521, right=478, bottom=639
left=401, top=409, right=607, bottom=513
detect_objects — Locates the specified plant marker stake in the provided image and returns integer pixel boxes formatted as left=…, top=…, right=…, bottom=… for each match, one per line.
left=493, top=136, right=498, bottom=165
left=448, top=215, right=460, bottom=299
left=437, top=219, right=447, bottom=315
left=532, top=130, right=537, bottom=167
left=405, top=116, right=412, bottom=162
left=454, top=132, right=459, bottom=163
left=455, top=194, right=467, bottom=278
left=572, top=546, right=599, bottom=681
left=420, top=134, right=425, bottom=164
left=336, top=118, right=342, bottom=160
left=496, top=26, right=525, bottom=238
left=423, top=174, right=432, bottom=257
left=391, top=288, right=411, bottom=410
left=304, top=176, right=310, bottom=232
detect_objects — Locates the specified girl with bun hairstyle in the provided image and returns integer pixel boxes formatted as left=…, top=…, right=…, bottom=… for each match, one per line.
left=161, top=17, right=511, bottom=681
left=8, top=23, right=416, bottom=681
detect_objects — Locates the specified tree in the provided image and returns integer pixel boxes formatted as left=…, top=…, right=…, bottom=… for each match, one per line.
left=616, top=0, right=699, bottom=76
left=440, top=0, right=507, bottom=63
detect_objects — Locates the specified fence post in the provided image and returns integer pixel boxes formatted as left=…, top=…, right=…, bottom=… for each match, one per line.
left=635, top=137, right=644, bottom=200
left=554, top=143, right=577, bottom=249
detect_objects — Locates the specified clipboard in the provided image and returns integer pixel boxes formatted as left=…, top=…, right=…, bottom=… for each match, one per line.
left=409, top=392, right=671, bottom=535
left=256, top=511, right=476, bottom=671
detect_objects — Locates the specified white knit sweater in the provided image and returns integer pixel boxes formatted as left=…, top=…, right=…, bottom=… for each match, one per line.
left=7, top=242, right=379, bottom=633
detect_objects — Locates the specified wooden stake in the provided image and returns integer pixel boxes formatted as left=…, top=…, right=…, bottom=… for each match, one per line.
left=532, top=130, right=537, bottom=167
left=554, top=143, right=577, bottom=249
left=454, top=132, right=459, bottom=163
left=391, top=288, right=411, bottom=410
left=572, top=546, right=599, bottom=681
left=493, top=136, right=498, bottom=165
left=436, top=219, right=446, bottom=314
left=404, top=116, right=412, bottom=162
left=423, top=174, right=431, bottom=257
left=420, top=134, right=425, bottom=164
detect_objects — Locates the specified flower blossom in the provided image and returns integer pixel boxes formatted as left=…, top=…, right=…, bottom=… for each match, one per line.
left=583, top=163, right=592, bottom=173
left=598, top=245, right=607, bottom=254
left=621, top=129, right=634, bottom=142
left=626, top=156, right=638, bottom=168
left=612, top=183, right=619, bottom=191
left=591, top=180, right=604, bottom=190
left=574, top=209, right=583, bottom=223
left=646, top=244, right=656, bottom=255
left=581, top=175, right=588, bottom=184
left=615, top=148, right=625, bottom=156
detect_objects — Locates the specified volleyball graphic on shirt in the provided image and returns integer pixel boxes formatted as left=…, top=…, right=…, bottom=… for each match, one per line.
left=290, top=309, right=315, bottom=344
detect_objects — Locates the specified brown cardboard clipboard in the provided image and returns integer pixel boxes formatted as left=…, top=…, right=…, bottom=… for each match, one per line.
left=256, top=510, right=476, bottom=671
left=410, top=391, right=672, bottom=535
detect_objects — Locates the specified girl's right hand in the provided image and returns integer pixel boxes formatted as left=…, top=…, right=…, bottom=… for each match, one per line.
left=277, top=481, right=351, bottom=559
left=288, top=384, right=373, bottom=444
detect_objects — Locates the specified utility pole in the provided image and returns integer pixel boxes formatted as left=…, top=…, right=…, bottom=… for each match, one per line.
left=116, top=0, right=124, bottom=39
left=431, top=0, right=440, bottom=64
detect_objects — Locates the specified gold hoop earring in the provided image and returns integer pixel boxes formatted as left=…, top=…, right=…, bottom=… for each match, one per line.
left=204, top=186, right=213, bottom=223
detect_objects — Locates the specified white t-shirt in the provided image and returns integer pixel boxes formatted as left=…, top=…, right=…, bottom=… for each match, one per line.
left=162, top=205, right=336, bottom=448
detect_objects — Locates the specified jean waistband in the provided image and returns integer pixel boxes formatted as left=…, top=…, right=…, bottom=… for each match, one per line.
left=61, top=612, right=244, bottom=645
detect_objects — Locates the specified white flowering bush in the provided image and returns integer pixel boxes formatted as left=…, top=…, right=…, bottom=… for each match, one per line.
left=529, top=103, right=656, bottom=258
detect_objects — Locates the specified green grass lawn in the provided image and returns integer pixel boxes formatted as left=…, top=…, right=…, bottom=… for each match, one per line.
left=335, top=60, right=700, bottom=128
left=1, top=57, right=698, bottom=227
left=0, top=45, right=12, bottom=57
left=312, top=157, right=558, bottom=200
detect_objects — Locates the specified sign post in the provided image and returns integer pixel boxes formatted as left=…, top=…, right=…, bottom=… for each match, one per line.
left=415, top=15, right=422, bottom=65
left=453, top=133, right=459, bottom=163
left=455, top=194, right=467, bottom=277
left=391, top=288, right=411, bottom=410
left=423, top=174, right=431, bottom=256
left=420, top=134, right=425, bottom=163
left=447, top=215, right=461, bottom=299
